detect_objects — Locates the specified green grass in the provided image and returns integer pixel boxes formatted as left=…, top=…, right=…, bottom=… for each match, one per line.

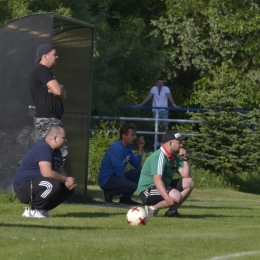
left=1, top=187, right=260, bottom=260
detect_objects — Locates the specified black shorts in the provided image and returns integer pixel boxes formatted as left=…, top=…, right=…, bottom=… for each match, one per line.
left=139, top=179, right=183, bottom=206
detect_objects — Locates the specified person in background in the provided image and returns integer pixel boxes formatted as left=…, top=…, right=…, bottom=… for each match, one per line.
left=136, top=78, right=180, bottom=145
left=99, top=124, right=145, bottom=205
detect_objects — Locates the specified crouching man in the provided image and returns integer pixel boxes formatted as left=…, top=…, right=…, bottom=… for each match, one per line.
left=137, top=131, right=194, bottom=217
left=13, top=126, right=76, bottom=218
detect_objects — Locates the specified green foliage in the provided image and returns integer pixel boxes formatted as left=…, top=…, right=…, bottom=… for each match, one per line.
left=190, top=167, right=231, bottom=189
left=227, top=171, right=260, bottom=194
left=0, top=0, right=73, bottom=25
left=187, top=63, right=260, bottom=177
left=0, top=191, right=19, bottom=203
left=88, top=121, right=118, bottom=184
left=151, top=0, right=260, bottom=107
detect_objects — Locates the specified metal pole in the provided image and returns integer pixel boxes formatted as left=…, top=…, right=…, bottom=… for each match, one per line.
left=154, top=109, right=159, bottom=151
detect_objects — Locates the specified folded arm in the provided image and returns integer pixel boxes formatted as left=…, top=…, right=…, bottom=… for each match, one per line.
left=46, top=80, right=66, bottom=101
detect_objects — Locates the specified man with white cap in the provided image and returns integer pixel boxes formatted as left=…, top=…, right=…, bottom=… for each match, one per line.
left=137, top=130, right=194, bottom=217
left=28, top=44, right=68, bottom=163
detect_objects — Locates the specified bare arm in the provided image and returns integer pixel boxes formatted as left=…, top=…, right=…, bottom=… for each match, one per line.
left=178, top=148, right=191, bottom=178
left=166, top=93, right=181, bottom=108
left=58, top=165, right=67, bottom=177
left=136, top=92, right=153, bottom=106
left=46, top=80, right=66, bottom=101
left=137, top=136, right=145, bottom=155
left=153, top=175, right=175, bottom=206
left=38, top=161, right=76, bottom=189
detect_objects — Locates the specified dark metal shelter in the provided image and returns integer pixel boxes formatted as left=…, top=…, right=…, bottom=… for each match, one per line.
left=0, top=13, right=94, bottom=197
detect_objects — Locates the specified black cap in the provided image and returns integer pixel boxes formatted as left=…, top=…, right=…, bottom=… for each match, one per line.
left=162, top=130, right=187, bottom=143
left=35, top=44, right=54, bottom=63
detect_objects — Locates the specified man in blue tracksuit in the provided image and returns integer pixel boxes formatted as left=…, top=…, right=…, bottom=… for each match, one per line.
left=99, top=124, right=145, bottom=205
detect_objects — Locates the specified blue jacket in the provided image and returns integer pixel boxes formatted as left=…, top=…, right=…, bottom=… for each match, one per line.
left=98, top=139, right=142, bottom=188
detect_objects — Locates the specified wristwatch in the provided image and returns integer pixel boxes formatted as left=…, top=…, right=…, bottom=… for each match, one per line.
left=183, top=157, right=189, bottom=161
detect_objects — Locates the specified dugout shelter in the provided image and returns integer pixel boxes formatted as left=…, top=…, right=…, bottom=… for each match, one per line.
left=0, top=13, right=94, bottom=197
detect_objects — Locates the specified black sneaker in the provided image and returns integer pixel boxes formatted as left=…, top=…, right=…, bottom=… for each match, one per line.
left=102, top=190, right=115, bottom=205
left=119, top=197, right=142, bottom=206
left=165, top=210, right=182, bottom=218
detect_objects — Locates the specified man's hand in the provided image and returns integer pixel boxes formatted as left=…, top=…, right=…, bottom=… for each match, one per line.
left=137, top=136, right=145, bottom=155
left=69, top=183, right=77, bottom=190
left=138, top=136, right=145, bottom=148
left=65, top=177, right=76, bottom=190
left=165, top=196, right=177, bottom=206
left=173, top=104, right=181, bottom=108
left=179, top=148, right=187, bottom=159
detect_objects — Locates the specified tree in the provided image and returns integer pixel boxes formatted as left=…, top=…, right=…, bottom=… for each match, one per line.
left=151, top=0, right=260, bottom=107
left=188, top=63, right=260, bottom=176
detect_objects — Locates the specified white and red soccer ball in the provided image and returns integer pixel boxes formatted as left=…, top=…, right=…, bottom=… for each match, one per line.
left=126, top=206, right=148, bottom=226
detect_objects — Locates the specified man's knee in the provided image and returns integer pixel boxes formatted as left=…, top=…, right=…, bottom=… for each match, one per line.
left=169, top=189, right=182, bottom=203
left=183, top=177, right=195, bottom=190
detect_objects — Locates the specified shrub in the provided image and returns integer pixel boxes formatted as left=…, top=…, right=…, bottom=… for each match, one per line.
left=190, top=167, right=231, bottom=189
left=88, top=121, right=118, bottom=184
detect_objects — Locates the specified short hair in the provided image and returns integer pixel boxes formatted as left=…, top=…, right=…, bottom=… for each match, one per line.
left=119, top=124, right=136, bottom=140
left=156, top=78, right=164, bottom=82
left=46, top=125, right=63, bottom=138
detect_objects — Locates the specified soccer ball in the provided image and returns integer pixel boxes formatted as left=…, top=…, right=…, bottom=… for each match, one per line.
left=126, top=206, right=148, bottom=226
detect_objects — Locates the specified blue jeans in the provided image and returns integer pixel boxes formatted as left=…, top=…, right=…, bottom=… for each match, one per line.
left=153, top=110, right=169, bottom=127
left=102, top=168, right=141, bottom=199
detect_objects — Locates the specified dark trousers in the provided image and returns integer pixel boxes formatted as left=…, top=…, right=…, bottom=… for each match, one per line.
left=102, top=168, right=141, bottom=199
left=15, top=176, right=74, bottom=211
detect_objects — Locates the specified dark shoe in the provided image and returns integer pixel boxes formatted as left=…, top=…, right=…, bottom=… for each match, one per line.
left=165, top=210, right=182, bottom=218
left=102, top=190, right=115, bottom=205
left=119, top=197, right=142, bottom=206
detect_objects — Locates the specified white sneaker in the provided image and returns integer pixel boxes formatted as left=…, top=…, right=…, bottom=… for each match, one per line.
left=22, top=208, right=51, bottom=218
left=22, top=207, right=32, bottom=217
left=31, top=209, right=48, bottom=218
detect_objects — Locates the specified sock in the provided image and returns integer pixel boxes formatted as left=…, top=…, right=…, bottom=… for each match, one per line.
left=150, top=206, right=156, bottom=210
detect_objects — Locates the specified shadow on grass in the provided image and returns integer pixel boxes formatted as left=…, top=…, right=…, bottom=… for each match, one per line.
left=178, top=213, right=259, bottom=219
left=56, top=211, right=126, bottom=218
left=0, top=223, right=101, bottom=230
left=181, top=205, right=253, bottom=210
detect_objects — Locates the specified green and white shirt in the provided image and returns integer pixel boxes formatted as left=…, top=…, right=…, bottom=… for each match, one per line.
left=137, top=146, right=183, bottom=194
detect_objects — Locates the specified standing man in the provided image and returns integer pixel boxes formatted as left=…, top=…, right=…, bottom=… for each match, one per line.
left=137, top=130, right=194, bottom=217
left=29, top=44, right=68, bottom=163
left=136, top=78, right=180, bottom=144
left=13, top=126, right=76, bottom=218
left=99, top=124, right=145, bottom=205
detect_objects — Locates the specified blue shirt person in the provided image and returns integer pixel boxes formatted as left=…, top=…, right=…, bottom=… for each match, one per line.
left=99, top=124, right=145, bottom=205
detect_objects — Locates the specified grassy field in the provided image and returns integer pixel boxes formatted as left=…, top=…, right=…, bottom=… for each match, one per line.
left=1, top=187, right=260, bottom=260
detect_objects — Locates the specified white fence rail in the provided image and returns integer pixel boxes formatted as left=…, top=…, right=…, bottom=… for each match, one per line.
left=92, top=110, right=200, bottom=151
